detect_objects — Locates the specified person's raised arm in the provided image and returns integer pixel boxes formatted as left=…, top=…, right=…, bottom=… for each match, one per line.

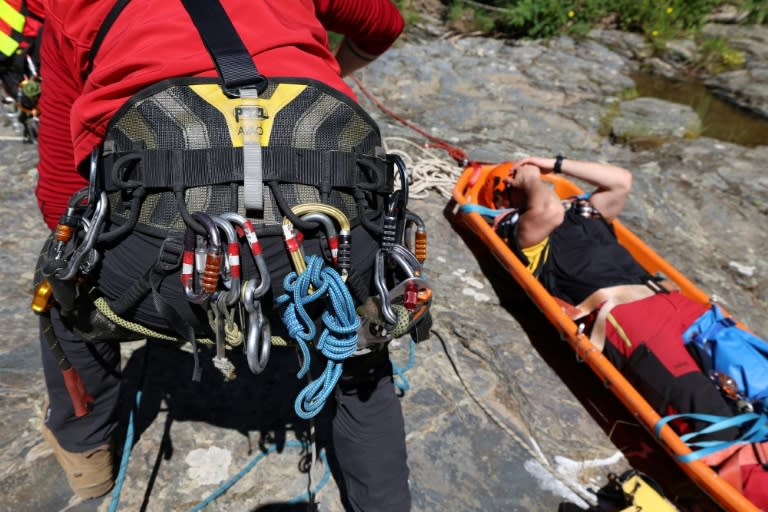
left=504, top=164, right=564, bottom=248
left=517, top=156, right=632, bottom=222
left=316, top=0, right=404, bottom=77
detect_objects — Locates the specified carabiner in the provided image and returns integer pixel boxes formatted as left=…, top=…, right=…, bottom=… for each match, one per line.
left=405, top=210, right=427, bottom=264
left=181, top=212, right=222, bottom=304
left=55, top=191, right=108, bottom=280
left=301, top=212, right=339, bottom=265
left=220, top=212, right=271, bottom=299
left=287, top=203, right=351, bottom=279
left=212, top=215, right=241, bottom=306
left=242, top=281, right=271, bottom=374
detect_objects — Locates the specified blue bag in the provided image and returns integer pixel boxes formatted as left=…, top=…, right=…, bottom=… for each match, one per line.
left=684, top=304, right=768, bottom=403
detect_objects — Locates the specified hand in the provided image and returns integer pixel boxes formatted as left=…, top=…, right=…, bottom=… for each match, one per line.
left=516, top=156, right=557, bottom=174
left=504, top=163, right=541, bottom=188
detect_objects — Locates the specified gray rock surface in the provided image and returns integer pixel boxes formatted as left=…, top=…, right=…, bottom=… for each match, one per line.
left=1, top=20, right=767, bottom=512
left=610, top=97, right=702, bottom=143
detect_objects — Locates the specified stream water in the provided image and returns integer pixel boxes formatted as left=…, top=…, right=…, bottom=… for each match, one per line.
left=631, top=71, right=768, bottom=147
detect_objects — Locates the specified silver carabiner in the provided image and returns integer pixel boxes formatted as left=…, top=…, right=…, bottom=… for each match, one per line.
left=55, top=191, right=108, bottom=280
left=219, top=212, right=271, bottom=298
left=212, top=215, right=241, bottom=306
left=181, top=212, right=222, bottom=304
left=242, top=281, right=271, bottom=374
left=301, top=212, right=339, bottom=266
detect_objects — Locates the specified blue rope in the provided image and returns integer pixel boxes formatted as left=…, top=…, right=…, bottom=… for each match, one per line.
left=189, top=440, right=331, bottom=511
left=109, top=342, right=151, bottom=512
left=655, top=410, right=768, bottom=462
left=391, top=338, right=416, bottom=393
left=276, top=255, right=360, bottom=419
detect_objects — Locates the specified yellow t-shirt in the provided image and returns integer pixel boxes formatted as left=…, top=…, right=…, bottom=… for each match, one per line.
left=521, top=237, right=550, bottom=273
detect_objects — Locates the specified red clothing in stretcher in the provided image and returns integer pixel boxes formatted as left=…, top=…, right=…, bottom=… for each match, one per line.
left=36, top=0, right=404, bottom=229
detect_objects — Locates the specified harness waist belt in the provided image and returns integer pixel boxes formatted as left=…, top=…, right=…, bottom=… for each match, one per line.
left=104, top=147, right=392, bottom=193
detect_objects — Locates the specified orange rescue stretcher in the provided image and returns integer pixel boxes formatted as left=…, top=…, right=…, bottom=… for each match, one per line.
left=452, top=162, right=760, bottom=512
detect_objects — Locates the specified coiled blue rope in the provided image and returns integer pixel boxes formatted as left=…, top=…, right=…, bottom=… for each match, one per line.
left=276, top=254, right=360, bottom=419
left=189, top=440, right=331, bottom=511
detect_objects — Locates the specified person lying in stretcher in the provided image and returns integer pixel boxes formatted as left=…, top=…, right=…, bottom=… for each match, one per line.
left=492, top=155, right=767, bottom=508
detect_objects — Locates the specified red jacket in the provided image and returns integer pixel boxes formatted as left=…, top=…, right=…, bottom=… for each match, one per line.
left=36, top=0, right=404, bottom=229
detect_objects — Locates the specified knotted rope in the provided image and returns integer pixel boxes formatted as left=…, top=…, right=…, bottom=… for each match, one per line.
left=276, top=255, right=360, bottom=419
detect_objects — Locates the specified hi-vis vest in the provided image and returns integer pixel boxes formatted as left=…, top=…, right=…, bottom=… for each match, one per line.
left=0, top=0, right=26, bottom=57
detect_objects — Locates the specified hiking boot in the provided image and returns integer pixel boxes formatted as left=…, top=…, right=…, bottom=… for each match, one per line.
left=40, top=414, right=115, bottom=499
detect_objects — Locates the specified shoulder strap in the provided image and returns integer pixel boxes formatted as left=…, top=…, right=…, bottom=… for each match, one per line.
left=84, top=0, right=267, bottom=96
left=179, top=0, right=266, bottom=96
left=84, top=0, right=132, bottom=81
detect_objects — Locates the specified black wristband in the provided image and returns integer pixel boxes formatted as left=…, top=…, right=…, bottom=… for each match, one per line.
left=554, top=155, right=566, bottom=174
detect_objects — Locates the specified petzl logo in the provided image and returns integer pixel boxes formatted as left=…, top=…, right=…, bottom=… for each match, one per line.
left=234, top=106, right=269, bottom=122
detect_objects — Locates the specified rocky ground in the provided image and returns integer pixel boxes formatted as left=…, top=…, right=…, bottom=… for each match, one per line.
left=1, top=15, right=767, bottom=512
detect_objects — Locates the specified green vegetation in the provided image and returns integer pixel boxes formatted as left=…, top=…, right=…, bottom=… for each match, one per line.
left=697, top=36, right=747, bottom=73
left=443, top=0, right=765, bottom=41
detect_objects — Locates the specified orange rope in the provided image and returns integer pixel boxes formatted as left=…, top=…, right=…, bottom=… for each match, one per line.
left=350, top=75, right=470, bottom=166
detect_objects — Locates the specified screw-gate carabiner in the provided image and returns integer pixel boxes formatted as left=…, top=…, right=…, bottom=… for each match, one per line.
left=211, top=216, right=241, bottom=306
left=405, top=210, right=427, bottom=264
left=55, top=191, right=108, bottom=281
left=301, top=212, right=339, bottom=265
left=181, top=212, right=222, bottom=304
left=284, top=203, right=351, bottom=280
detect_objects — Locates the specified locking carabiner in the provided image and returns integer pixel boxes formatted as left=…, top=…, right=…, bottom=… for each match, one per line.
left=181, top=212, right=222, bottom=304
left=212, top=216, right=241, bottom=306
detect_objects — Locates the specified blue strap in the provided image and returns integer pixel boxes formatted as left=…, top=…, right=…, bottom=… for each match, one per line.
left=656, top=411, right=768, bottom=462
left=458, top=204, right=515, bottom=219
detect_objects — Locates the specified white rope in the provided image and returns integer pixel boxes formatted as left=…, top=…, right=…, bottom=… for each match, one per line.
left=383, top=136, right=463, bottom=200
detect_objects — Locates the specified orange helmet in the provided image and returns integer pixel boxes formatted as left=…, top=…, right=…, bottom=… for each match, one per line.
left=479, top=162, right=514, bottom=208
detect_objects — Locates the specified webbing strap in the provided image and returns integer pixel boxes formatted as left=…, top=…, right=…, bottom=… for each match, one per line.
left=179, top=0, right=266, bottom=95
left=240, top=87, right=264, bottom=210
left=656, top=411, right=768, bottom=462
left=180, top=0, right=268, bottom=211
left=104, top=147, right=391, bottom=193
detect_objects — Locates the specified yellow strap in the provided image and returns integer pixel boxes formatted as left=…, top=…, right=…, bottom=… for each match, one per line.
left=0, top=0, right=25, bottom=32
left=607, top=312, right=633, bottom=348
left=0, top=30, right=19, bottom=57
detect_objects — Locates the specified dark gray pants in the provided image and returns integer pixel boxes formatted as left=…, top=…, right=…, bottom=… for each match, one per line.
left=39, top=225, right=411, bottom=511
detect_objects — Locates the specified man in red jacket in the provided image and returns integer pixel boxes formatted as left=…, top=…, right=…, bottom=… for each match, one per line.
left=35, top=1, right=412, bottom=510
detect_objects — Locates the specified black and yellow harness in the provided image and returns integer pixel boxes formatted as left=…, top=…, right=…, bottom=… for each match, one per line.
left=33, top=0, right=431, bottom=413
